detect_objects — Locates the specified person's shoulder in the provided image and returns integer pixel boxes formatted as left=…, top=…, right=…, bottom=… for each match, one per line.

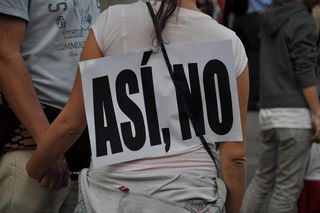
left=99, top=1, right=146, bottom=24
left=95, top=1, right=146, bottom=30
left=217, top=23, right=237, bottom=37
left=106, top=1, right=145, bottom=14
left=208, top=21, right=239, bottom=40
left=296, top=8, right=315, bottom=19
left=288, top=9, right=317, bottom=31
left=288, top=6, right=314, bottom=23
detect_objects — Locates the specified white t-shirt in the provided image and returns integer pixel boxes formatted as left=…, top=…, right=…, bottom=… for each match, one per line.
left=259, top=108, right=313, bottom=130
left=90, top=1, right=247, bottom=177
left=93, top=1, right=246, bottom=77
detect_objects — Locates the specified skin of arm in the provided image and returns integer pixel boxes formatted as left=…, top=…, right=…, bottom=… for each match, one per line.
left=26, top=32, right=103, bottom=182
left=220, top=65, right=249, bottom=213
left=0, top=14, right=72, bottom=190
left=0, top=14, right=49, bottom=142
left=302, top=86, right=320, bottom=141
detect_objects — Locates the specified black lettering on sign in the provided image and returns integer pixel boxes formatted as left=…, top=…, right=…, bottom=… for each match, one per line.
left=93, top=76, right=123, bottom=157
left=173, top=63, right=205, bottom=140
left=116, top=70, right=146, bottom=151
left=162, top=128, right=171, bottom=152
left=203, top=59, right=233, bottom=135
left=141, top=66, right=162, bottom=147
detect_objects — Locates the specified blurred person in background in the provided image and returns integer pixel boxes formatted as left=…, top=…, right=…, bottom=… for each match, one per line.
left=224, top=0, right=271, bottom=111
left=297, top=5, right=320, bottom=213
left=197, top=0, right=225, bottom=22
left=241, top=0, right=320, bottom=212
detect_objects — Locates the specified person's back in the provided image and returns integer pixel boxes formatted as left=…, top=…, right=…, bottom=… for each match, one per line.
left=73, top=2, right=248, bottom=212
left=96, top=1, right=245, bottom=60
left=259, top=0, right=318, bottom=108
left=25, top=1, right=249, bottom=212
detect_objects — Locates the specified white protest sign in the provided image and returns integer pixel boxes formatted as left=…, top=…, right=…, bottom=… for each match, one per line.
left=80, top=40, right=242, bottom=168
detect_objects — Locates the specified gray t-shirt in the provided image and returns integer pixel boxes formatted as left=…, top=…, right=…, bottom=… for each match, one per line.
left=0, top=0, right=100, bottom=109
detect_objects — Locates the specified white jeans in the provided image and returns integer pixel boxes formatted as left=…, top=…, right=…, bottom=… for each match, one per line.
left=76, top=168, right=226, bottom=213
left=0, top=150, right=77, bottom=213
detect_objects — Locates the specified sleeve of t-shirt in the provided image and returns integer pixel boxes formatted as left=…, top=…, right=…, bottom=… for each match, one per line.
left=0, top=0, right=29, bottom=21
left=232, top=33, right=248, bottom=78
left=92, top=8, right=111, bottom=55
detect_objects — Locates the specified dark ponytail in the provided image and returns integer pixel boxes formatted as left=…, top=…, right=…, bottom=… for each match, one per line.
left=152, top=0, right=180, bottom=44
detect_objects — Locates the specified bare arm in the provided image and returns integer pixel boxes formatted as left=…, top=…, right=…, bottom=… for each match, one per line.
left=26, top=32, right=103, bottom=181
left=0, top=14, right=49, bottom=142
left=0, top=14, right=74, bottom=190
left=302, top=86, right=320, bottom=141
left=220, top=65, right=249, bottom=213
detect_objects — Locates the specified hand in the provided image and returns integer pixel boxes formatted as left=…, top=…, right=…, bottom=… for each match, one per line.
left=39, top=155, right=70, bottom=190
left=312, top=113, right=320, bottom=142
left=27, top=155, right=70, bottom=190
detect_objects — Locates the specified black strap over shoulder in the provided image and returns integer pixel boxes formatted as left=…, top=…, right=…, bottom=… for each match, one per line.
left=146, top=1, right=220, bottom=176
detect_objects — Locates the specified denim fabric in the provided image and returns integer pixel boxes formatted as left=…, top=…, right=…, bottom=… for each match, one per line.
left=241, top=128, right=312, bottom=213
left=75, top=169, right=226, bottom=213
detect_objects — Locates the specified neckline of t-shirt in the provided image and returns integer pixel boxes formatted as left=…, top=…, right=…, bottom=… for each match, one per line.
left=139, top=0, right=212, bottom=18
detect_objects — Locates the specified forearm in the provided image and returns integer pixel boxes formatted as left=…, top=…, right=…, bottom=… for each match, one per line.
left=222, top=158, right=246, bottom=213
left=0, top=54, right=49, bottom=142
left=0, top=14, right=49, bottom=143
left=27, top=75, right=88, bottom=180
left=302, top=86, right=320, bottom=116
left=27, top=111, right=86, bottom=180
left=219, top=65, right=248, bottom=212
left=220, top=142, right=247, bottom=213
left=27, top=33, right=102, bottom=180
left=302, top=85, right=320, bottom=141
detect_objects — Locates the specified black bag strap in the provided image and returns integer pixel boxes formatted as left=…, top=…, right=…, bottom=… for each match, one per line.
left=146, top=1, right=220, bottom=176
